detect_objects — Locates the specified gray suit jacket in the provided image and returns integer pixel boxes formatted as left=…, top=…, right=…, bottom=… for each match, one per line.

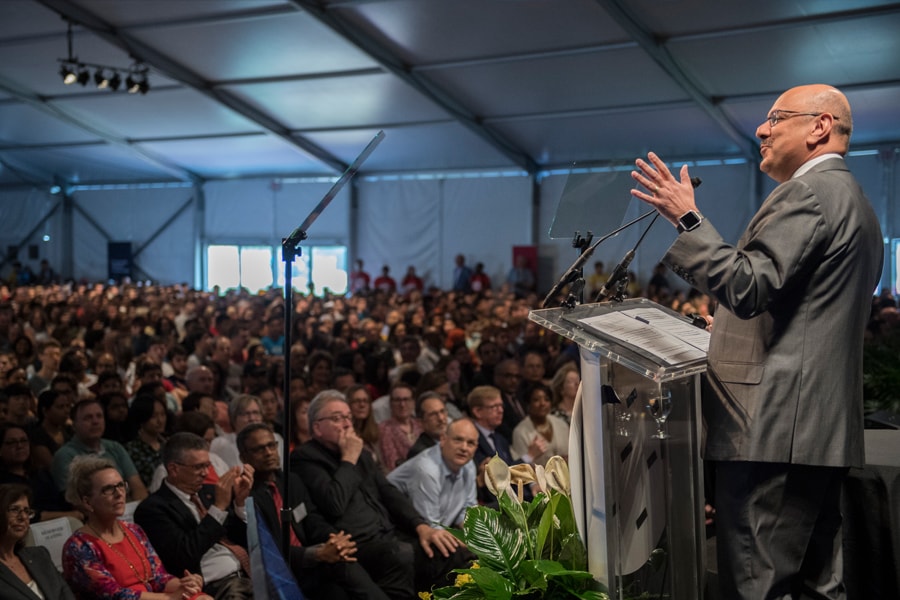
left=0, top=545, right=75, bottom=600
left=665, top=157, right=882, bottom=468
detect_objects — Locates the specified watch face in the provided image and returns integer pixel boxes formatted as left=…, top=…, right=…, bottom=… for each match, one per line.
left=679, top=211, right=702, bottom=231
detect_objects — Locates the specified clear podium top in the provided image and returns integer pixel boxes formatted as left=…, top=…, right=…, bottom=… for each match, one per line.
left=529, top=298, right=709, bottom=382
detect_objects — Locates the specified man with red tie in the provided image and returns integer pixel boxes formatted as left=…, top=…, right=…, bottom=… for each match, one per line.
left=237, top=423, right=387, bottom=600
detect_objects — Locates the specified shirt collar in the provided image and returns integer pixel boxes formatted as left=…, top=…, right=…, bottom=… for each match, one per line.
left=791, top=153, right=842, bottom=179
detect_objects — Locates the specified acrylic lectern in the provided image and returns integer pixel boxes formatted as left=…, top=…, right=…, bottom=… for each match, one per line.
left=530, top=298, right=709, bottom=599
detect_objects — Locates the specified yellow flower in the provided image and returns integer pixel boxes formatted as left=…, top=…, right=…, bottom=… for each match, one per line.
left=418, top=592, right=432, bottom=600
left=454, top=572, right=474, bottom=586
left=471, top=561, right=480, bottom=569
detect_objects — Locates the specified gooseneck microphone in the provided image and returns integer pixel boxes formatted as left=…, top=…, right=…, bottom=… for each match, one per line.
left=595, top=176, right=703, bottom=303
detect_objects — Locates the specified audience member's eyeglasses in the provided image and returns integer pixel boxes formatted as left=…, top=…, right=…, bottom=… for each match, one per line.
left=247, top=441, right=279, bottom=455
left=7, top=506, right=35, bottom=520
left=316, top=414, right=352, bottom=424
left=98, top=481, right=129, bottom=497
left=175, top=461, right=212, bottom=474
left=480, top=403, right=504, bottom=412
left=2, top=438, right=29, bottom=447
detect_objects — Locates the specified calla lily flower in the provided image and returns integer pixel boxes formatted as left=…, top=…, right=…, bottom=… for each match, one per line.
left=484, top=455, right=515, bottom=501
left=544, top=456, right=571, bottom=496
left=508, top=463, right=538, bottom=502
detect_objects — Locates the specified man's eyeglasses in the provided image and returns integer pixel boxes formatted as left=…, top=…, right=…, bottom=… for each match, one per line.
left=175, top=461, right=212, bottom=474
left=765, top=110, right=839, bottom=127
left=479, top=403, right=504, bottom=412
left=7, top=506, right=35, bottom=520
left=246, top=441, right=279, bottom=455
left=2, top=438, right=29, bottom=447
left=316, top=414, right=353, bottom=424
left=98, top=481, right=129, bottom=497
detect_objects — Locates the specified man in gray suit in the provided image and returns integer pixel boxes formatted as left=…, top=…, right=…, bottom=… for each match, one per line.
left=631, top=84, right=882, bottom=599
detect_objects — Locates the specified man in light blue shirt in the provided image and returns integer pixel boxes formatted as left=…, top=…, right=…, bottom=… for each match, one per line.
left=387, top=419, right=479, bottom=529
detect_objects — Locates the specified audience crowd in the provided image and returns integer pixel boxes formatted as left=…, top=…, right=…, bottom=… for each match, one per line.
left=0, top=260, right=892, bottom=599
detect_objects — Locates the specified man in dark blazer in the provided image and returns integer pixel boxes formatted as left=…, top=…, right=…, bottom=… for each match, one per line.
left=236, top=422, right=388, bottom=600
left=134, top=432, right=255, bottom=599
left=632, top=84, right=883, bottom=599
left=468, top=385, right=542, bottom=505
left=293, top=390, right=466, bottom=599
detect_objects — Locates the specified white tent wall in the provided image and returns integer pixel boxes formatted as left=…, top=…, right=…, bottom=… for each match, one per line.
left=73, top=187, right=195, bottom=284
left=356, top=175, right=534, bottom=291
left=0, top=188, right=64, bottom=280
left=0, top=152, right=893, bottom=292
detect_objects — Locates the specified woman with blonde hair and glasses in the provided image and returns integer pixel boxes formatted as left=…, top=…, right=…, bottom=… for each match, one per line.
left=61, top=456, right=209, bottom=600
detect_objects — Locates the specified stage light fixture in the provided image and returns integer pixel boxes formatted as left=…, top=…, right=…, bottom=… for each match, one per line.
left=94, top=69, right=110, bottom=89
left=59, top=63, right=77, bottom=85
left=57, top=19, right=151, bottom=95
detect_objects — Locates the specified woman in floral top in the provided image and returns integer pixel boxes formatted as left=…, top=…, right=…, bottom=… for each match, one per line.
left=61, top=456, right=208, bottom=600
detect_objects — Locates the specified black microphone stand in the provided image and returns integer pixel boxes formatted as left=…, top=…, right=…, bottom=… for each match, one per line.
left=278, top=131, right=384, bottom=559
left=541, top=209, right=658, bottom=309
left=594, top=213, right=660, bottom=303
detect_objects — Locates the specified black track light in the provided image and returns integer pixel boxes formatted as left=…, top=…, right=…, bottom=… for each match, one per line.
left=60, top=63, right=77, bottom=85
left=58, top=20, right=151, bottom=95
left=94, top=69, right=110, bottom=89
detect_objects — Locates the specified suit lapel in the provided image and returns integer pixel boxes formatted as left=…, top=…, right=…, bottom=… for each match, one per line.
left=0, top=552, right=45, bottom=600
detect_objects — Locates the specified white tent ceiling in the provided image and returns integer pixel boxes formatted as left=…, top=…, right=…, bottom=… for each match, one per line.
left=0, top=0, right=899, bottom=187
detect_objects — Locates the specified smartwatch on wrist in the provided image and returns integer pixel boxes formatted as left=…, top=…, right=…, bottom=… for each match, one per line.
left=676, top=210, right=703, bottom=233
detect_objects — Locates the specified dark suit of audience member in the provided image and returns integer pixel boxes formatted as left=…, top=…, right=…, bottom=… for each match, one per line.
left=492, top=359, right=526, bottom=444
left=0, top=546, right=75, bottom=600
left=134, top=433, right=254, bottom=599
left=293, top=392, right=467, bottom=599
left=237, top=423, right=388, bottom=600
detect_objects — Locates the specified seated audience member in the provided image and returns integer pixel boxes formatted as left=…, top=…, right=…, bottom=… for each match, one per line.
left=288, top=396, right=312, bottom=453
left=98, top=390, right=130, bottom=444
left=492, top=359, right=527, bottom=444
left=469, top=386, right=542, bottom=504
left=0, top=483, right=75, bottom=600
left=57, top=347, right=96, bottom=401
left=29, top=389, right=74, bottom=470
left=388, top=419, right=479, bottom=530
left=210, top=394, right=283, bottom=468
left=252, top=385, right=282, bottom=436
left=0, top=423, right=79, bottom=523
left=62, top=456, right=209, bottom=600
left=520, top=349, right=549, bottom=386
left=27, top=339, right=61, bottom=396
left=406, top=392, right=449, bottom=460
left=346, top=384, right=382, bottom=466
left=124, top=395, right=168, bottom=489
left=94, top=371, right=126, bottom=398
left=237, top=423, right=388, bottom=600
left=50, top=399, right=148, bottom=501
left=331, top=367, right=356, bottom=393
left=549, top=362, right=579, bottom=426
left=305, top=351, right=334, bottom=399
left=511, top=382, right=569, bottom=467
left=415, top=370, right=463, bottom=421
left=293, top=390, right=467, bottom=598
left=134, top=433, right=253, bottom=600
left=378, top=383, right=423, bottom=472
left=148, top=412, right=227, bottom=493
left=4, top=383, right=36, bottom=429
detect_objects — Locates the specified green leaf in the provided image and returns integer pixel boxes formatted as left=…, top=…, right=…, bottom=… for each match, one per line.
left=535, top=493, right=560, bottom=559
left=558, top=532, right=588, bottom=572
left=497, top=487, right=528, bottom=532
left=469, top=566, right=515, bottom=599
left=517, top=560, right=550, bottom=591
left=462, top=506, right=528, bottom=577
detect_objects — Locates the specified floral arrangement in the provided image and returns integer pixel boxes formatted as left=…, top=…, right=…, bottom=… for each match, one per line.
left=421, top=455, right=609, bottom=600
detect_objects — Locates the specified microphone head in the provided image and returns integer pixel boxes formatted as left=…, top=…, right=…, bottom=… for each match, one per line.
left=690, top=177, right=703, bottom=188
